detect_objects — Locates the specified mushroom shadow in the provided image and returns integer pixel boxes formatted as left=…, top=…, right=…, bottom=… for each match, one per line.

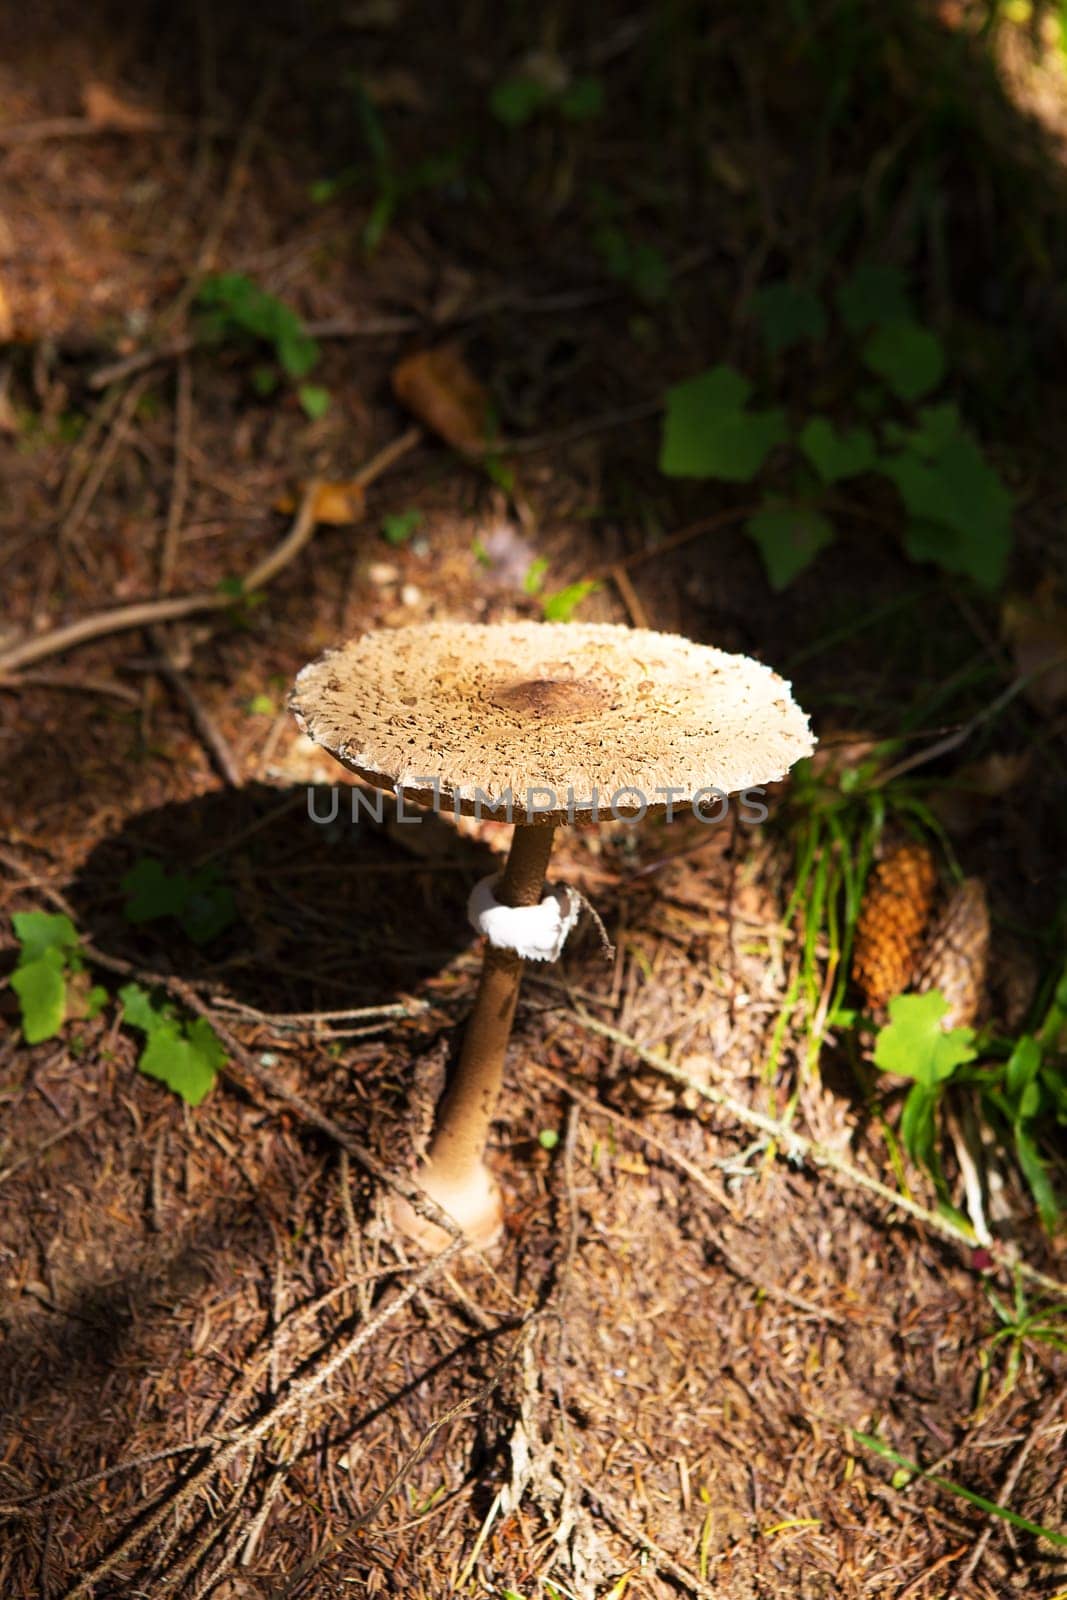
left=66, top=781, right=499, bottom=1014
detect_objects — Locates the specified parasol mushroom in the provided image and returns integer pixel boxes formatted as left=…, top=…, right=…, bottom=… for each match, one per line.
left=291, top=620, right=814, bottom=1246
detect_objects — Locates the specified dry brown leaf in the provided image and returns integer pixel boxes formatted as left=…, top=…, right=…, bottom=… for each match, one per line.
left=391, top=343, right=488, bottom=455
left=1002, top=581, right=1067, bottom=714
left=273, top=480, right=367, bottom=525
left=82, top=81, right=167, bottom=134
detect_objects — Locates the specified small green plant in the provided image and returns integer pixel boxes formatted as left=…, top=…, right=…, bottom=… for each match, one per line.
left=522, top=558, right=598, bottom=621
left=874, top=992, right=978, bottom=1198
left=119, top=983, right=225, bottom=1107
left=10, top=912, right=106, bottom=1044
left=490, top=65, right=603, bottom=128
left=852, top=1427, right=1067, bottom=1547
left=121, top=858, right=236, bottom=946
left=659, top=264, right=1014, bottom=591
left=985, top=1266, right=1067, bottom=1398
left=587, top=183, right=671, bottom=306
left=195, top=273, right=328, bottom=419
left=311, top=79, right=463, bottom=253
left=873, top=961, right=1067, bottom=1228
left=381, top=508, right=423, bottom=546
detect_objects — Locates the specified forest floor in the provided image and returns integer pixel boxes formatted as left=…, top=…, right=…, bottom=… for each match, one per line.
left=1, top=4, right=1066, bottom=1598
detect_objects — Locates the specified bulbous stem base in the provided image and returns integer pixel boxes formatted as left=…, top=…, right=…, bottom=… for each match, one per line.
left=390, top=1160, right=503, bottom=1251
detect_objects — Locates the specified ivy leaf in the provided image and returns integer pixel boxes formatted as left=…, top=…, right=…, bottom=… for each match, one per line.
left=836, top=264, right=912, bottom=335
left=863, top=319, right=945, bottom=402
left=12, top=950, right=67, bottom=1044
left=138, top=1022, right=221, bottom=1107
left=885, top=402, right=962, bottom=459
left=885, top=434, right=1013, bottom=589
left=660, top=365, right=787, bottom=481
left=181, top=875, right=236, bottom=946
left=752, top=282, right=827, bottom=356
left=745, top=504, right=835, bottom=590
left=799, top=417, right=877, bottom=483
left=874, top=992, right=977, bottom=1086
left=118, top=981, right=170, bottom=1033
left=121, top=859, right=189, bottom=923
left=12, top=910, right=79, bottom=965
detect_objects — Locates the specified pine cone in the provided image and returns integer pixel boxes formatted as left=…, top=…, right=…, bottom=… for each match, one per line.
left=851, top=841, right=938, bottom=1009
left=913, top=878, right=990, bottom=1030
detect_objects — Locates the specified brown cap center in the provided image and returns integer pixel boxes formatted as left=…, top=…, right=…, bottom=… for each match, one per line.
left=490, top=676, right=611, bottom=720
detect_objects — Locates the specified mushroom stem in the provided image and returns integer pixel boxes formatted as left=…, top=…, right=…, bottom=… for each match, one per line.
left=396, top=821, right=557, bottom=1247
left=432, top=821, right=557, bottom=1172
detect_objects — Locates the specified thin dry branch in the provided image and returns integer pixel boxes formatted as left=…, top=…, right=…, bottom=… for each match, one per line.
left=53, top=1237, right=467, bottom=1600
left=0, top=427, right=418, bottom=676
left=566, top=1012, right=1067, bottom=1302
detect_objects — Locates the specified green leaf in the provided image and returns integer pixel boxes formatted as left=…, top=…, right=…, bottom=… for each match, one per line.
left=885, top=434, right=1013, bottom=589
left=558, top=75, right=604, bottom=121
left=900, top=1081, right=941, bottom=1174
left=247, top=692, right=276, bottom=715
left=863, top=319, right=945, bottom=402
left=745, top=504, right=835, bottom=590
left=542, top=579, right=599, bottom=622
left=752, top=282, right=827, bottom=356
left=196, top=275, right=319, bottom=382
left=297, top=384, right=330, bottom=420
left=874, top=992, right=978, bottom=1086
left=659, top=365, right=787, bottom=481
left=381, top=509, right=423, bottom=546
left=1005, top=1034, right=1042, bottom=1100
left=888, top=402, right=963, bottom=459
left=523, top=556, right=549, bottom=595
left=86, top=986, right=109, bottom=1019
left=251, top=364, right=279, bottom=397
left=12, top=952, right=67, bottom=1043
left=180, top=876, right=236, bottom=946
left=121, top=859, right=189, bottom=924
left=12, top=910, right=79, bottom=965
left=836, top=264, right=912, bottom=335
left=538, top=1128, right=560, bottom=1150
left=121, top=860, right=235, bottom=944
left=1015, top=1123, right=1061, bottom=1228
left=490, top=75, right=552, bottom=126
left=798, top=417, right=877, bottom=483
left=138, top=1022, right=220, bottom=1107
left=118, top=981, right=171, bottom=1034
left=851, top=1431, right=1067, bottom=1547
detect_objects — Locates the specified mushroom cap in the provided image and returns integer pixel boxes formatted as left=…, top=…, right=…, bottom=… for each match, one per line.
left=291, top=621, right=815, bottom=822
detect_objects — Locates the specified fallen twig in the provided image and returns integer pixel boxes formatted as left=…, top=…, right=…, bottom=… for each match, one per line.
left=148, top=624, right=242, bottom=786
left=87, top=313, right=420, bottom=390
left=0, top=1112, right=100, bottom=1189
left=53, top=1235, right=467, bottom=1600
left=0, top=427, right=418, bottom=676
left=531, top=1062, right=846, bottom=1325
left=565, top=1011, right=1067, bottom=1302
left=948, top=1388, right=1064, bottom=1597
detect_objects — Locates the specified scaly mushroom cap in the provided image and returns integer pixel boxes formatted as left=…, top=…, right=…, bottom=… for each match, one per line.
left=291, top=621, right=814, bottom=821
